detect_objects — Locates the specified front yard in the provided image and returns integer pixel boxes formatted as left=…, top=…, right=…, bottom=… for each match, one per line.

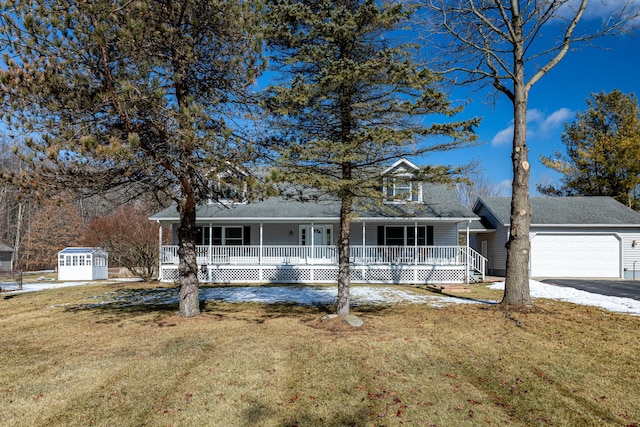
left=1, top=282, right=639, bottom=426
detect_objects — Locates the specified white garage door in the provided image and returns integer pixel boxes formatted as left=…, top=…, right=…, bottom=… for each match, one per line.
left=530, top=234, right=620, bottom=278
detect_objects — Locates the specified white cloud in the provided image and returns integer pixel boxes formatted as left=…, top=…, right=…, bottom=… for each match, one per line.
left=497, top=179, right=512, bottom=195
left=540, top=108, right=574, bottom=133
left=491, top=125, right=514, bottom=146
left=558, top=0, right=640, bottom=23
left=491, top=107, right=574, bottom=147
left=527, top=108, right=545, bottom=124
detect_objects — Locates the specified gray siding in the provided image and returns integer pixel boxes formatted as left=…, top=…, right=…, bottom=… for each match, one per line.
left=472, top=204, right=508, bottom=276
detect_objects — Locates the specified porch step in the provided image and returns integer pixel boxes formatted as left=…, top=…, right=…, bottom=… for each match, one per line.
left=426, top=284, right=472, bottom=294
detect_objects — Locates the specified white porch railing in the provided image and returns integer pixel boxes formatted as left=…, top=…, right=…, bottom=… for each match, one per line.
left=162, top=245, right=484, bottom=271
left=159, top=245, right=486, bottom=284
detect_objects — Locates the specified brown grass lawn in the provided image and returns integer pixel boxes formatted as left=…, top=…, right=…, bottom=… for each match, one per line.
left=1, top=282, right=639, bottom=427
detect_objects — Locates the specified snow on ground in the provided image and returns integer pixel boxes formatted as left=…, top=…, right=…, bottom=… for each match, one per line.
left=1, top=278, right=140, bottom=294
left=489, top=280, right=640, bottom=316
left=198, top=286, right=481, bottom=307
left=4, top=278, right=640, bottom=316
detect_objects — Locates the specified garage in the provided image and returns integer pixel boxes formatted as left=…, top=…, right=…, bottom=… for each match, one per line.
left=530, top=234, right=621, bottom=278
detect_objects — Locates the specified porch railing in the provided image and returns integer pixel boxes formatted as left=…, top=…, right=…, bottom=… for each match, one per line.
left=161, top=244, right=484, bottom=271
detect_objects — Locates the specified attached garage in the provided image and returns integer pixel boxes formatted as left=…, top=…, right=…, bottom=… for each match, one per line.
left=471, top=196, right=640, bottom=279
left=530, top=234, right=621, bottom=278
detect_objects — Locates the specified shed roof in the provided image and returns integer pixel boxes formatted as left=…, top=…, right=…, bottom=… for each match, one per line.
left=150, top=183, right=478, bottom=223
left=475, top=196, right=640, bottom=226
left=0, top=243, right=14, bottom=252
left=58, top=247, right=107, bottom=255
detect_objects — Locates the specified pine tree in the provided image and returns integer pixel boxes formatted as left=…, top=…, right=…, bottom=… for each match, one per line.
left=263, top=0, right=478, bottom=316
left=0, top=0, right=263, bottom=316
left=539, top=90, right=640, bottom=210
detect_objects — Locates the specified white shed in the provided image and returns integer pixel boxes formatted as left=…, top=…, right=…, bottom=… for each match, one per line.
left=57, top=247, right=108, bottom=281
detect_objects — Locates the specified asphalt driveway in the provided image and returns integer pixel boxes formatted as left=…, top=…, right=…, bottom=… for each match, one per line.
left=540, top=279, right=640, bottom=301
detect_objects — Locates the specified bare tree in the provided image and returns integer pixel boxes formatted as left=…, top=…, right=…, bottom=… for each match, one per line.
left=456, top=167, right=509, bottom=209
left=424, top=0, right=639, bottom=307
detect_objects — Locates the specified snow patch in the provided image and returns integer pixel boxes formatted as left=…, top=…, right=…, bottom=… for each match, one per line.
left=489, top=280, right=640, bottom=316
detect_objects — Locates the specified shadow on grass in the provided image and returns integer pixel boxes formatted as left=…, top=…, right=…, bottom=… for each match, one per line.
left=241, top=399, right=371, bottom=427
left=63, top=285, right=398, bottom=325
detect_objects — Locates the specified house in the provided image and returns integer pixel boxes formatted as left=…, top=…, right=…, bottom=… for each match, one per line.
left=0, top=243, right=15, bottom=271
left=57, top=247, right=109, bottom=281
left=470, top=196, right=640, bottom=279
left=150, top=159, right=486, bottom=285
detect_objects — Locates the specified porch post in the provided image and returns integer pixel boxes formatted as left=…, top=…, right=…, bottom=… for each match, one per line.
left=259, top=222, right=263, bottom=265
left=310, top=223, right=315, bottom=266
left=362, top=221, right=366, bottom=281
left=157, top=222, right=162, bottom=281
left=414, top=221, right=418, bottom=282
left=466, top=220, right=471, bottom=283
left=414, top=221, right=418, bottom=265
left=208, top=223, right=213, bottom=265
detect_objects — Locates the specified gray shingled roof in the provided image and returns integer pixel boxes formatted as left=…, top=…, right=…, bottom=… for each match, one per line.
left=150, top=183, right=477, bottom=222
left=0, top=243, right=14, bottom=252
left=477, top=196, right=640, bottom=226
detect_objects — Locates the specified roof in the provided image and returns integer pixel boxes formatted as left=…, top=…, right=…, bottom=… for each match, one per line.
left=475, top=196, right=640, bottom=226
left=58, top=247, right=107, bottom=255
left=150, top=183, right=478, bottom=223
left=0, top=243, right=14, bottom=252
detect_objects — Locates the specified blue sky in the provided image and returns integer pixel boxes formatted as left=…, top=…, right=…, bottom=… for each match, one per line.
left=423, top=2, right=640, bottom=196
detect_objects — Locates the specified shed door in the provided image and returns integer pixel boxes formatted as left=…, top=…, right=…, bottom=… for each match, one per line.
left=530, top=234, right=620, bottom=278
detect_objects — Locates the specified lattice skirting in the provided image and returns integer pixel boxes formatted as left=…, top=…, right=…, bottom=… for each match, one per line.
left=160, top=265, right=468, bottom=284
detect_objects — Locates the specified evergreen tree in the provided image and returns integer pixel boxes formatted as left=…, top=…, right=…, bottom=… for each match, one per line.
left=263, top=0, right=478, bottom=316
left=539, top=90, right=640, bottom=210
left=0, top=0, right=263, bottom=316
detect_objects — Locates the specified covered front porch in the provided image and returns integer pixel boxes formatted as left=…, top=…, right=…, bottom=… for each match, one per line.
left=159, top=244, right=486, bottom=284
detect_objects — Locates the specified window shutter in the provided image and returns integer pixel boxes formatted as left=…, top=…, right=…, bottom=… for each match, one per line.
left=427, top=226, right=434, bottom=246
left=243, top=226, right=251, bottom=245
left=377, top=226, right=385, bottom=246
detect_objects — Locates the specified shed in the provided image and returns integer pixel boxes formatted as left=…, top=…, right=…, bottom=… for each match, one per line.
left=0, top=243, right=15, bottom=271
left=57, top=247, right=109, bottom=281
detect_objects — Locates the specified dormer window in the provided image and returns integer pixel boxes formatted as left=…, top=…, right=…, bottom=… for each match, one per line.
left=381, top=158, right=423, bottom=203
left=207, top=169, right=248, bottom=205
left=385, top=178, right=421, bottom=202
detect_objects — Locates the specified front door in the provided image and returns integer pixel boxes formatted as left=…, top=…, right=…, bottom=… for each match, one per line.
left=300, top=225, right=334, bottom=262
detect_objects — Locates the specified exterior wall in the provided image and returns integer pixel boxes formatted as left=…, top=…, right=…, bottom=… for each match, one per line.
left=622, top=230, right=640, bottom=279
left=58, top=265, right=105, bottom=281
left=470, top=204, right=508, bottom=276
left=173, top=221, right=461, bottom=246
left=0, top=252, right=13, bottom=271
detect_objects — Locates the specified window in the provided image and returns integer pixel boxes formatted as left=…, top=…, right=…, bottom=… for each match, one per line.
left=59, top=255, right=65, bottom=266
left=196, top=226, right=247, bottom=246
left=225, top=227, right=243, bottom=246
left=379, top=226, right=433, bottom=246
left=385, top=178, right=421, bottom=202
left=79, top=255, right=85, bottom=266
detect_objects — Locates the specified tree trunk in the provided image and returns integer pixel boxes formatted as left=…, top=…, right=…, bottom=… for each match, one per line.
left=336, top=193, right=352, bottom=316
left=176, top=193, right=200, bottom=317
left=13, top=201, right=24, bottom=271
left=502, top=26, right=533, bottom=307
